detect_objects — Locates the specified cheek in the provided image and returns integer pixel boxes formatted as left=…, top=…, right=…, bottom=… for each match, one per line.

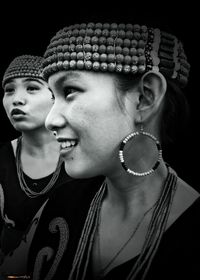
left=2, top=97, right=10, bottom=115
left=35, top=97, right=53, bottom=115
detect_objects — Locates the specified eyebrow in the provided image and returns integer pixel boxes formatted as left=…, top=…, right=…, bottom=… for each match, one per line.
left=54, top=71, right=82, bottom=88
left=23, top=78, right=45, bottom=85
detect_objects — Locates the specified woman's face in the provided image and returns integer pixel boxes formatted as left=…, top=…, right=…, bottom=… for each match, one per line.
left=46, top=71, right=137, bottom=178
left=3, top=77, right=53, bottom=132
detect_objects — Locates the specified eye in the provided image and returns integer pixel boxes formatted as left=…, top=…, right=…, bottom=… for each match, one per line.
left=63, top=87, right=76, bottom=98
left=4, top=87, right=14, bottom=95
left=27, top=85, right=40, bottom=92
left=63, top=86, right=81, bottom=100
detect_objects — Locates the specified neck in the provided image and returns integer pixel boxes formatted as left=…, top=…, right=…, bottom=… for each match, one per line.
left=104, top=161, right=168, bottom=216
left=20, top=130, right=59, bottom=157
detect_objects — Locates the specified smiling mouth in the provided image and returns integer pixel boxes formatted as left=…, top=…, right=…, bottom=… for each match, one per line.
left=60, top=140, right=78, bottom=150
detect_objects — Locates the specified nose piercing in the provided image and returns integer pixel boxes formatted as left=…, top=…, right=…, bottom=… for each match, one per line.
left=53, top=131, right=57, bottom=136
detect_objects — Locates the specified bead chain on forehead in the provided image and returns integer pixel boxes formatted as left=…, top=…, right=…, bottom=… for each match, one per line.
left=16, top=136, right=63, bottom=198
left=68, top=166, right=177, bottom=280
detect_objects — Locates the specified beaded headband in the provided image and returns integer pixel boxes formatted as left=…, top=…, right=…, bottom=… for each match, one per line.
left=43, top=23, right=190, bottom=88
left=2, top=55, right=45, bottom=88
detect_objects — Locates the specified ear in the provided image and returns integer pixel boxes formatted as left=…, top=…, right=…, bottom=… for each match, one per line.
left=135, top=70, right=167, bottom=124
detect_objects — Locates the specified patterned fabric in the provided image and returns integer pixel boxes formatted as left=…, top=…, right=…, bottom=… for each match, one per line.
left=28, top=180, right=200, bottom=279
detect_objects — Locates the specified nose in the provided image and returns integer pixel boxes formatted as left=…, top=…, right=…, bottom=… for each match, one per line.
left=45, top=102, right=66, bottom=132
left=12, top=90, right=26, bottom=106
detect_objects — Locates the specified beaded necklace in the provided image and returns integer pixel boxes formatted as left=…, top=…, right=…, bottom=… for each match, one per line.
left=96, top=195, right=159, bottom=278
left=68, top=166, right=177, bottom=280
left=16, top=136, right=63, bottom=198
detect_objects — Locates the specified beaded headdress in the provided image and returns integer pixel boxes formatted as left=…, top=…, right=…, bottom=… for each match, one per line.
left=2, top=55, right=45, bottom=87
left=43, top=23, right=190, bottom=88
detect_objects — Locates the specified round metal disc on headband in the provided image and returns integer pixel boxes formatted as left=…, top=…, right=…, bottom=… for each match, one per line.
left=119, top=130, right=162, bottom=176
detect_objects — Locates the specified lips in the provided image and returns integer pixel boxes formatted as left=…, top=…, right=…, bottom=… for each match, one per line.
left=11, top=108, right=26, bottom=116
left=56, top=137, right=78, bottom=153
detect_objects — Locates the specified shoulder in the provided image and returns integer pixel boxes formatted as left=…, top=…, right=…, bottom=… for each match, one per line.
left=174, top=177, right=199, bottom=212
left=167, top=175, right=200, bottom=229
left=47, top=175, right=104, bottom=209
left=33, top=176, right=105, bottom=226
left=0, top=139, right=17, bottom=154
left=0, top=141, right=13, bottom=163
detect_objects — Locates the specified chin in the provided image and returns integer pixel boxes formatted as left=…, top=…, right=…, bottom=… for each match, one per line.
left=64, top=162, right=97, bottom=179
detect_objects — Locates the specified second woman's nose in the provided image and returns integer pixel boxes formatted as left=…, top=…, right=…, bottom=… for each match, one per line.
left=12, top=90, right=26, bottom=106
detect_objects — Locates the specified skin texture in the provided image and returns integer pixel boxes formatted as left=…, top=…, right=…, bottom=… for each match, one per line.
left=3, top=76, right=60, bottom=178
left=45, top=69, right=199, bottom=276
left=46, top=70, right=141, bottom=179
left=3, top=77, right=53, bottom=132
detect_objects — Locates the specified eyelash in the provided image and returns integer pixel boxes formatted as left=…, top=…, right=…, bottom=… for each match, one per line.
left=63, top=87, right=78, bottom=99
left=27, top=86, right=40, bottom=91
left=4, top=88, right=14, bottom=93
left=4, top=86, right=39, bottom=93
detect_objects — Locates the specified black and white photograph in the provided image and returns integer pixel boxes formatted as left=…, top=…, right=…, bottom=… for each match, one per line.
left=0, top=4, right=199, bottom=279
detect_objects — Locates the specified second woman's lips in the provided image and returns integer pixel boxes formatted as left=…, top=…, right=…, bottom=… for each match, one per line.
left=11, top=108, right=26, bottom=115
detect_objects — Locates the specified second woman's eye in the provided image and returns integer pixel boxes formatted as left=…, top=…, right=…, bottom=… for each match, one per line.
left=4, top=87, right=14, bottom=94
left=27, top=85, right=40, bottom=92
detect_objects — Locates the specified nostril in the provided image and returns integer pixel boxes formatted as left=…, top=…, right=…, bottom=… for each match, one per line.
left=13, top=100, right=25, bottom=105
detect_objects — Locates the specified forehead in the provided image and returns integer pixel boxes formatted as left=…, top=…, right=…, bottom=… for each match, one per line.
left=48, top=70, right=115, bottom=87
left=4, top=77, right=46, bottom=87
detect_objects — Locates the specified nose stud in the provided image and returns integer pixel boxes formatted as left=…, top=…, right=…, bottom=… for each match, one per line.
left=53, top=131, right=57, bottom=136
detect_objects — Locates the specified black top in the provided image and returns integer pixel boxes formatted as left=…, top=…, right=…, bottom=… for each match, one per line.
left=0, top=141, right=72, bottom=255
left=28, top=176, right=200, bottom=280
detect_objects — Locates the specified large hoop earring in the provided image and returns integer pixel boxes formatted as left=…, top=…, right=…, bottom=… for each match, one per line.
left=119, top=130, right=162, bottom=176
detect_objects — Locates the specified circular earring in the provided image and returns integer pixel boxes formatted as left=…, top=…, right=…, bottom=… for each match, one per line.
left=119, top=130, right=162, bottom=176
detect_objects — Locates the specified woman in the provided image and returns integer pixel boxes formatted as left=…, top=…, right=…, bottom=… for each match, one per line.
left=0, top=55, right=72, bottom=268
left=29, top=23, right=200, bottom=279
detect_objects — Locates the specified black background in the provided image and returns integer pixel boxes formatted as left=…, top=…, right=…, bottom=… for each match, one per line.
left=0, top=4, right=199, bottom=190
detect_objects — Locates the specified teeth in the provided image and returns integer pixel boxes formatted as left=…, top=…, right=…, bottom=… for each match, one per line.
left=60, top=140, right=77, bottom=149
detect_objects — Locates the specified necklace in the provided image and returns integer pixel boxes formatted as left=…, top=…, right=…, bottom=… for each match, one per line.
left=97, top=198, right=159, bottom=277
left=68, top=166, right=177, bottom=280
left=16, top=136, right=63, bottom=198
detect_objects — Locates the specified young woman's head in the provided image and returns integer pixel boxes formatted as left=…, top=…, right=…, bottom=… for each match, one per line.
left=43, top=23, right=190, bottom=178
left=2, top=55, right=53, bottom=132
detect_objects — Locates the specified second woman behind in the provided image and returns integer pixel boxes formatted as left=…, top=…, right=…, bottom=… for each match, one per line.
left=0, top=55, right=71, bottom=265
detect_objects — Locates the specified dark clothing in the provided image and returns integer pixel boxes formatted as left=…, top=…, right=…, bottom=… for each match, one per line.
left=28, top=178, right=200, bottom=280
left=0, top=141, right=72, bottom=255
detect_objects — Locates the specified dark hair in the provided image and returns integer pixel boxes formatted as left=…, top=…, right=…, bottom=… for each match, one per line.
left=161, top=78, right=190, bottom=146
left=113, top=73, right=190, bottom=147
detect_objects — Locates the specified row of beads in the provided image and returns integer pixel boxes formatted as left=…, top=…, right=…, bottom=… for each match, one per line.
left=61, top=23, right=148, bottom=31
left=43, top=60, right=147, bottom=78
left=53, top=32, right=148, bottom=47
left=46, top=38, right=147, bottom=56
left=55, top=23, right=148, bottom=40
left=4, top=72, right=43, bottom=77
left=45, top=53, right=147, bottom=66
left=2, top=72, right=43, bottom=86
left=5, top=66, right=42, bottom=71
